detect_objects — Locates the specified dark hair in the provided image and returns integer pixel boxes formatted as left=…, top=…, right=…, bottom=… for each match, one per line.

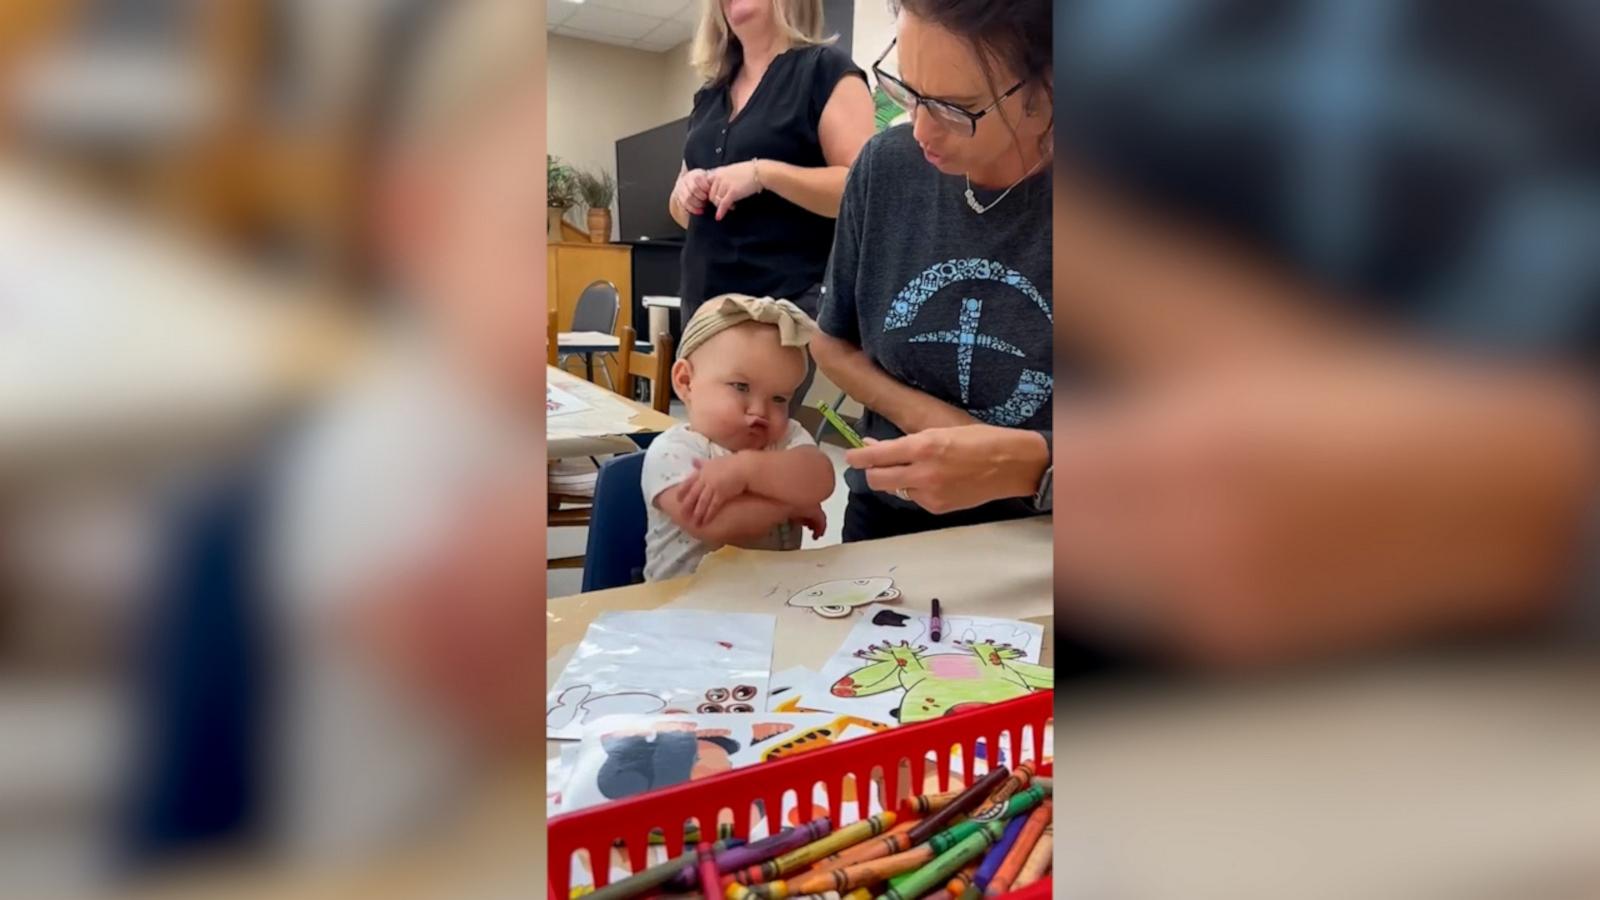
left=891, top=0, right=1053, bottom=139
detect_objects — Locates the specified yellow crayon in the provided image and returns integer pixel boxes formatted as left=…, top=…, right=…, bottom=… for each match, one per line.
left=820, top=818, right=920, bottom=867
left=735, top=813, right=898, bottom=885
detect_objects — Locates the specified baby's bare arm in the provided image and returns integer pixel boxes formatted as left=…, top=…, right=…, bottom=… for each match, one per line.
left=657, top=483, right=799, bottom=547
left=727, top=447, right=836, bottom=507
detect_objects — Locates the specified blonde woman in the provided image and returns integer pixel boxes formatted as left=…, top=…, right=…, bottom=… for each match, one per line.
left=670, top=0, right=874, bottom=408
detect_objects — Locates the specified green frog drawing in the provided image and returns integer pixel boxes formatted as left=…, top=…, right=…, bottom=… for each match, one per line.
left=829, top=639, right=1052, bottom=723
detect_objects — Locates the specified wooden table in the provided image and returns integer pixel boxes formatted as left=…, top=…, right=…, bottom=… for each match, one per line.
left=547, top=364, right=677, bottom=460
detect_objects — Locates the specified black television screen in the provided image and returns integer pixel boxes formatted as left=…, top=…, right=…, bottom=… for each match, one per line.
left=616, top=117, right=689, bottom=242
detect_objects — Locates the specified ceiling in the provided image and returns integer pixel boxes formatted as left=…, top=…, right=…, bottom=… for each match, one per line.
left=547, top=0, right=700, bottom=53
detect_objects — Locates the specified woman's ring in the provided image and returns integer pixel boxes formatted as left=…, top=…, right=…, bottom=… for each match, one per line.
left=895, top=488, right=911, bottom=501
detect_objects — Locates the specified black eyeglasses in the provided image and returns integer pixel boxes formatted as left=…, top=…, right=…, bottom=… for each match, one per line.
left=872, top=38, right=1027, bottom=137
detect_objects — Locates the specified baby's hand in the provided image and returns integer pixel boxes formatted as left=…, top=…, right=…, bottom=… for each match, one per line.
left=680, top=456, right=750, bottom=526
left=791, top=504, right=827, bottom=539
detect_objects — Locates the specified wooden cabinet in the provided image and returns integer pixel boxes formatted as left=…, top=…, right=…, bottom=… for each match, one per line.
left=547, top=239, right=632, bottom=387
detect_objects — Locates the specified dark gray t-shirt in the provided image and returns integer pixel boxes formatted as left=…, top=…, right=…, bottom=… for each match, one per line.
left=819, top=126, right=1053, bottom=515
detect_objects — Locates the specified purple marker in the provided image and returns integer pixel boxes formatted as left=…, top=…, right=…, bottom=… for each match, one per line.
left=930, top=598, right=943, bottom=642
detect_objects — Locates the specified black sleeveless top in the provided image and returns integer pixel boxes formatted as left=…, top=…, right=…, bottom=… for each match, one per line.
left=680, top=44, right=865, bottom=323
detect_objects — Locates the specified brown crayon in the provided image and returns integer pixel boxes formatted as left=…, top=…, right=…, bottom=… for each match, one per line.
left=897, top=789, right=962, bottom=818
left=906, top=767, right=1010, bottom=847
left=1013, top=822, right=1053, bottom=888
left=984, top=800, right=1051, bottom=896
left=976, top=761, right=1035, bottom=818
left=944, top=861, right=981, bottom=896
left=734, top=813, right=897, bottom=885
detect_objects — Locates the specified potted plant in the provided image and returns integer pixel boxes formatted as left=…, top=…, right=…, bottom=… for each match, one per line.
left=548, top=155, right=578, bottom=241
left=575, top=167, right=617, bottom=243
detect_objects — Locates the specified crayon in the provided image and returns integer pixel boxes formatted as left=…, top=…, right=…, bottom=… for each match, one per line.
left=943, top=862, right=981, bottom=896
left=972, top=762, right=1035, bottom=820
left=776, top=842, right=938, bottom=896
left=905, top=767, right=1010, bottom=846
left=898, top=790, right=963, bottom=818
left=1030, top=777, right=1051, bottom=793
left=844, top=890, right=873, bottom=900
left=664, top=837, right=747, bottom=891
left=698, top=842, right=724, bottom=899
left=984, top=800, right=1051, bottom=896
left=819, top=818, right=920, bottom=867
left=958, top=886, right=982, bottom=900
left=735, top=813, right=898, bottom=885
left=817, top=402, right=865, bottom=448
left=972, top=816, right=1028, bottom=893
left=715, top=819, right=833, bottom=876
left=1013, top=822, right=1053, bottom=888
left=587, top=847, right=699, bottom=900
left=933, top=783, right=1043, bottom=855
left=879, top=820, right=1008, bottom=900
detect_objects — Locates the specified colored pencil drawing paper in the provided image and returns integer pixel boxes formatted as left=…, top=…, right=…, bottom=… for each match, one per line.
left=545, top=384, right=591, bottom=417
left=811, top=604, right=1050, bottom=725
left=546, top=611, right=776, bottom=740
left=560, top=712, right=891, bottom=814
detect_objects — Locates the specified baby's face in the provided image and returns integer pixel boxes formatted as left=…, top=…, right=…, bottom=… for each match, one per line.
left=672, top=324, right=808, bottom=451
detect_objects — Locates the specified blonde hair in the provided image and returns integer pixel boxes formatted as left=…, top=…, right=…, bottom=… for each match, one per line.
left=690, top=0, right=833, bottom=85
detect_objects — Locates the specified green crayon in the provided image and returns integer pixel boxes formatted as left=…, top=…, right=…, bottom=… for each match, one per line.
left=925, top=787, right=1039, bottom=857
left=817, top=402, right=866, bottom=448
left=878, top=821, right=1006, bottom=900
left=587, top=847, right=699, bottom=900
left=971, top=784, right=1048, bottom=823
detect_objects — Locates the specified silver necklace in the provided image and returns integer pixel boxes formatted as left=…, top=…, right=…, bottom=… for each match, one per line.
left=964, top=154, right=1048, bottom=215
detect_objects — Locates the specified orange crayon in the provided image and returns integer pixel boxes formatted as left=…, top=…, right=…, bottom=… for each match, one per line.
left=1013, top=821, right=1053, bottom=888
left=984, top=800, right=1051, bottom=896
left=897, top=789, right=962, bottom=818
left=780, top=843, right=937, bottom=896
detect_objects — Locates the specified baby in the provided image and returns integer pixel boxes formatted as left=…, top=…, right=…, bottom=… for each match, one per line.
left=643, top=295, right=837, bottom=580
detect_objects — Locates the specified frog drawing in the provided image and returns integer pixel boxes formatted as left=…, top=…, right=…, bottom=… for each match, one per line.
left=829, top=639, right=1052, bottom=723
left=787, top=577, right=902, bottom=618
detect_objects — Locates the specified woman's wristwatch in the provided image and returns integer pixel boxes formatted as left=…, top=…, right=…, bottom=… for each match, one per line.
left=1031, top=430, right=1053, bottom=510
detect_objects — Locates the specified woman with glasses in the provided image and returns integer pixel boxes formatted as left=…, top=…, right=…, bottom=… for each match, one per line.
left=671, top=0, right=875, bottom=414
left=813, top=0, right=1054, bottom=542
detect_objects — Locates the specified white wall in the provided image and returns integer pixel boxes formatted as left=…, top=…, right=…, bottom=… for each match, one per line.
left=548, top=34, right=696, bottom=238
left=851, top=0, right=896, bottom=69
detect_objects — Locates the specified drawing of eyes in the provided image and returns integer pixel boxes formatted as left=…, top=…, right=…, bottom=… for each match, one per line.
left=706, top=687, right=730, bottom=703
left=728, top=703, right=755, bottom=713
left=699, top=702, right=725, bottom=713
left=731, top=685, right=758, bottom=702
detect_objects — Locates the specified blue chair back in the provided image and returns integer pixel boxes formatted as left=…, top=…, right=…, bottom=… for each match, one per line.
left=581, top=451, right=649, bottom=592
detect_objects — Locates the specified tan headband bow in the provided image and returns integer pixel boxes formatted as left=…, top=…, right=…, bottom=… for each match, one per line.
left=677, top=294, right=818, bottom=360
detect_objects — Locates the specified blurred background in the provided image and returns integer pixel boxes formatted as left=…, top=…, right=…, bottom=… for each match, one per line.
left=1, top=1, right=544, bottom=895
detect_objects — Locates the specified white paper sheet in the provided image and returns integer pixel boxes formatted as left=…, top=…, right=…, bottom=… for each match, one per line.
left=545, top=384, right=591, bottom=417
left=806, top=603, right=1049, bottom=725
left=546, top=611, right=776, bottom=740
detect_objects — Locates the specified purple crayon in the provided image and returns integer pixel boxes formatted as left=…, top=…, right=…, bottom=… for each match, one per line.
left=666, top=819, right=832, bottom=891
